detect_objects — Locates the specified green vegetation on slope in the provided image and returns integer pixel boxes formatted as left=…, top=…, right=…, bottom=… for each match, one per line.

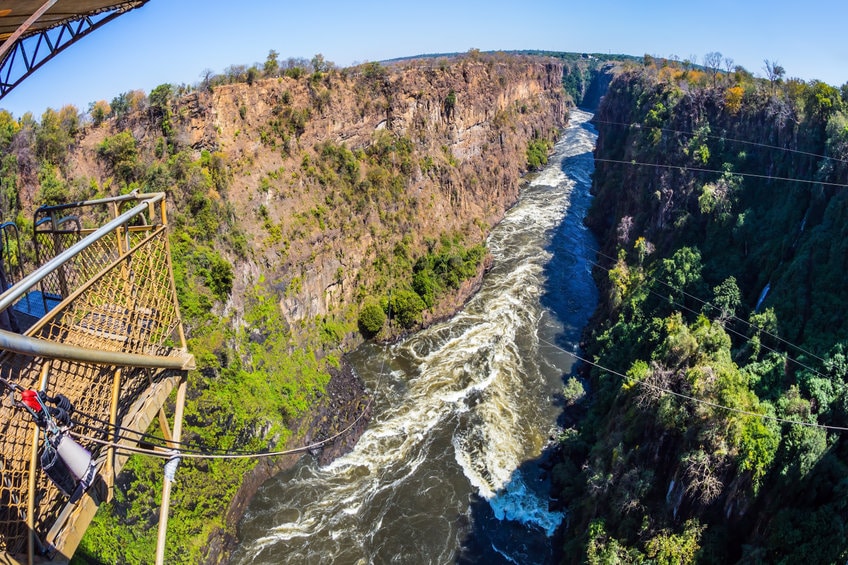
left=556, top=57, right=848, bottom=563
left=0, top=50, right=564, bottom=563
left=357, top=234, right=487, bottom=335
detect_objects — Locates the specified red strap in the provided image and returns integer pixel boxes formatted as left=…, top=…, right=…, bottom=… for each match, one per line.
left=20, top=389, right=42, bottom=412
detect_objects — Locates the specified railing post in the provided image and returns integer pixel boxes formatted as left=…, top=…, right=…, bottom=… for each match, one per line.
left=27, top=422, right=39, bottom=565
left=107, top=368, right=122, bottom=499
left=110, top=201, right=126, bottom=257
left=48, top=210, right=69, bottom=299
left=154, top=374, right=187, bottom=565
left=27, top=363, right=51, bottom=565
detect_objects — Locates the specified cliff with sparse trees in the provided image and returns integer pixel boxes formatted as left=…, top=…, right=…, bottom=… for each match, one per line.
left=0, top=51, right=568, bottom=563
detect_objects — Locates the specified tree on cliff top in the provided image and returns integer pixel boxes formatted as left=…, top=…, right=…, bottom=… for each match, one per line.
left=763, top=59, right=785, bottom=93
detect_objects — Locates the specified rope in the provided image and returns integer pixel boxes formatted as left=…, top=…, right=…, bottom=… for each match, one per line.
left=537, top=337, right=848, bottom=433
left=2, top=306, right=393, bottom=465
left=593, top=157, right=848, bottom=189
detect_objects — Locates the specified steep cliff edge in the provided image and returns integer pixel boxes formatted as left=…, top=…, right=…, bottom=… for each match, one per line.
left=555, top=61, right=848, bottom=563
left=23, top=53, right=568, bottom=562
left=521, top=51, right=634, bottom=110
left=69, top=55, right=566, bottom=335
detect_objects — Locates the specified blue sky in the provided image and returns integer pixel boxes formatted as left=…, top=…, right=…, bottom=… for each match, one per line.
left=1, top=0, right=846, bottom=118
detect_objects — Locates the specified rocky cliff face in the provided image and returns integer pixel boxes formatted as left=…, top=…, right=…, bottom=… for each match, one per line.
left=52, top=53, right=568, bottom=562
left=70, top=55, right=567, bottom=338
left=579, top=62, right=617, bottom=110
left=556, top=63, right=848, bottom=563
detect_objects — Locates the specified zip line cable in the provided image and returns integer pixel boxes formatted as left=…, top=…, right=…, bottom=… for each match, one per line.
left=589, top=245, right=829, bottom=367
left=1, top=374, right=218, bottom=455
left=536, top=336, right=848, bottom=433
left=78, top=344, right=386, bottom=459
left=589, top=244, right=818, bottom=360
left=70, top=416, right=242, bottom=456
left=4, top=296, right=397, bottom=466
left=71, top=408, right=270, bottom=455
left=69, top=371, right=376, bottom=461
left=593, top=158, right=848, bottom=189
left=38, top=300, right=398, bottom=467
left=116, top=349, right=388, bottom=461
left=4, top=347, right=389, bottom=463
left=582, top=251, right=831, bottom=381
left=591, top=119, right=848, bottom=166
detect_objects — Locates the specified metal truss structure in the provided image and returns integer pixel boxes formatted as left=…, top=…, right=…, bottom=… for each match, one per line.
left=0, top=1, right=148, bottom=101
left=1, top=192, right=193, bottom=564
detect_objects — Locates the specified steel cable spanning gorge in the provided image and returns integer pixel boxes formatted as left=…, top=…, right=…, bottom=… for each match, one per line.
left=234, top=110, right=599, bottom=564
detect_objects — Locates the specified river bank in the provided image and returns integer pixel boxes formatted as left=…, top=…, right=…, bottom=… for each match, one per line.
left=202, top=359, right=371, bottom=564
left=231, top=110, right=599, bottom=564
left=208, top=229, right=501, bottom=563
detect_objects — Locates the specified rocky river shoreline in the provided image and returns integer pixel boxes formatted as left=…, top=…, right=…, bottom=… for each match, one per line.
left=201, top=358, right=372, bottom=564
left=204, top=248, right=498, bottom=563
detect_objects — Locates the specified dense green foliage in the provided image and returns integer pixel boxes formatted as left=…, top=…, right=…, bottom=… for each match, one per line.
left=0, top=110, right=20, bottom=218
left=97, top=130, right=139, bottom=184
left=357, top=302, right=386, bottom=335
left=355, top=237, right=486, bottom=337
left=526, top=137, right=552, bottom=170
left=557, top=58, right=848, bottom=563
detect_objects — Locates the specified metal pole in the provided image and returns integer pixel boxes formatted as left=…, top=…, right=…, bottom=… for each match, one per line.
left=33, top=191, right=161, bottom=217
left=0, top=328, right=194, bottom=370
left=27, top=424, right=39, bottom=565
left=154, top=375, right=187, bottom=565
left=155, top=205, right=190, bottom=563
left=27, top=363, right=51, bottom=565
left=107, top=368, right=122, bottom=498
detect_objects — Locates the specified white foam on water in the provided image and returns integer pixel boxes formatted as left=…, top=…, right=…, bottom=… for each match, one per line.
left=531, top=165, right=569, bottom=188
left=237, top=108, right=598, bottom=563
left=489, top=471, right=566, bottom=537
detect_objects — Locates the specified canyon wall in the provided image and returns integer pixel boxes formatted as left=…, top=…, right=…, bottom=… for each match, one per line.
left=43, top=53, right=570, bottom=562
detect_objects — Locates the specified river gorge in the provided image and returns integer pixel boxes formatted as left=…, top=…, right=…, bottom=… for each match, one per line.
left=231, top=109, right=598, bottom=564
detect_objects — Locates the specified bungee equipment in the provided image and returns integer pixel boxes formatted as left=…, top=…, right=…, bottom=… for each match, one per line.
left=13, top=384, right=98, bottom=503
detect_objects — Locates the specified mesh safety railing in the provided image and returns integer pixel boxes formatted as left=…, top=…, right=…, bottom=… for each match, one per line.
left=0, top=192, right=192, bottom=559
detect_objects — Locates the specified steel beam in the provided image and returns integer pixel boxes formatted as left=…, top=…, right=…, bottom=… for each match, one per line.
left=0, top=2, right=148, bottom=101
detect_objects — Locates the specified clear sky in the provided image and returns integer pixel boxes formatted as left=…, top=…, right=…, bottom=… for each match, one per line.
left=1, top=0, right=846, bottom=119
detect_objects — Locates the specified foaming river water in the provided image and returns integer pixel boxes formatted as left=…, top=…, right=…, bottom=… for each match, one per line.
left=233, top=109, right=598, bottom=564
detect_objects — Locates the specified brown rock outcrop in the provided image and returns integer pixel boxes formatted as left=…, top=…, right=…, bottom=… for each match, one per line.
left=141, top=54, right=569, bottom=329
left=58, top=53, right=568, bottom=560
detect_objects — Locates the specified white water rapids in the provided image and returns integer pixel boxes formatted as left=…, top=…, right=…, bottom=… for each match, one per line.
left=233, top=109, right=598, bottom=564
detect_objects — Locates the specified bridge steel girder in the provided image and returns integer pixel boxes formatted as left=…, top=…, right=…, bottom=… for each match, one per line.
left=0, top=1, right=148, bottom=102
